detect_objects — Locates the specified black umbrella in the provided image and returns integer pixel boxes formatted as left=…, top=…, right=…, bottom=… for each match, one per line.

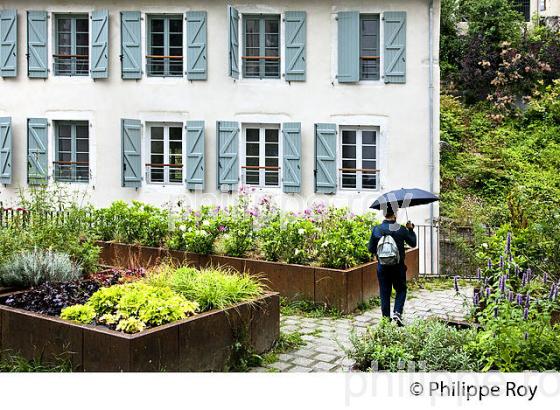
left=370, top=188, right=439, bottom=210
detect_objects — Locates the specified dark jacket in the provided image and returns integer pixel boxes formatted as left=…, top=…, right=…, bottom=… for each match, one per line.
left=368, top=219, right=417, bottom=264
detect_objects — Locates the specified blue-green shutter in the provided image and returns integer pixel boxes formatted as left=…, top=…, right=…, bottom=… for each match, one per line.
left=384, top=11, right=406, bottom=84
left=27, top=11, right=48, bottom=78
left=284, top=11, right=306, bottom=82
left=282, top=123, right=302, bottom=193
left=216, top=121, right=239, bottom=191
left=120, top=11, right=141, bottom=79
left=337, top=11, right=359, bottom=83
left=314, top=123, right=337, bottom=194
left=0, top=117, right=12, bottom=185
left=185, top=121, right=205, bottom=190
left=27, top=118, right=48, bottom=185
left=91, top=10, right=109, bottom=79
left=228, top=6, right=239, bottom=79
left=186, top=11, right=207, bottom=81
left=0, top=10, right=17, bottom=78
left=121, top=119, right=142, bottom=187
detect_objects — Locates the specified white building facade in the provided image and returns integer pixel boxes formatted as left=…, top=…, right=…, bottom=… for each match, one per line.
left=0, top=0, right=440, bottom=225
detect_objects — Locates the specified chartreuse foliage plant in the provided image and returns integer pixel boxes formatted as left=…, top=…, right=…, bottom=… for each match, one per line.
left=60, top=283, right=198, bottom=334
left=146, top=265, right=265, bottom=312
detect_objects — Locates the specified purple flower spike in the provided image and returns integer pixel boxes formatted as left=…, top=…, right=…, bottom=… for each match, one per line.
left=454, top=276, right=459, bottom=293
left=543, top=272, right=548, bottom=284
left=516, top=293, right=523, bottom=305
left=521, top=271, right=528, bottom=287
left=505, top=232, right=512, bottom=254
left=488, top=259, right=493, bottom=270
left=514, top=265, right=520, bottom=276
left=549, top=284, right=557, bottom=301
left=525, top=294, right=531, bottom=308
left=499, top=256, right=504, bottom=269
left=527, top=268, right=533, bottom=283
left=524, top=332, right=529, bottom=341
left=473, top=292, right=480, bottom=306
left=476, top=268, right=482, bottom=280
left=508, top=290, right=514, bottom=302
left=523, top=307, right=529, bottom=320
left=485, top=287, right=491, bottom=298
left=499, top=275, right=506, bottom=293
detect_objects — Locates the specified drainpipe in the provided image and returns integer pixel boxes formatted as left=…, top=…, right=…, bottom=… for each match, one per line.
left=428, top=0, right=436, bottom=275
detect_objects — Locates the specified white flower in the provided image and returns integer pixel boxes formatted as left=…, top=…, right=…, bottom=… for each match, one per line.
left=321, top=241, right=329, bottom=248
left=298, top=228, right=305, bottom=235
left=202, top=220, right=211, bottom=226
left=295, top=249, right=301, bottom=255
left=179, top=225, right=187, bottom=232
left=482, top=243, right=489, bottom=249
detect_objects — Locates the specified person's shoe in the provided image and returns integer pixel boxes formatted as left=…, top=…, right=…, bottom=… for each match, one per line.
left=392, top=313, right=404, bottom=327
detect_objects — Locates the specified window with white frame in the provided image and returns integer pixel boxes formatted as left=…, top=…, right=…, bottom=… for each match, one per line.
left=360, top=14, right=380, bottom=81
left=242, top=125, right=281, bottom=188
left=54, top=121, right=90, bottom=183
left=54, top=14, right=89, bottom=76
left=147, top=124, right=183, bottom=184
left=243, top=14, right=281, bottom=79
left=147, top=15, right=184, bottom=77
left=340, top=128, right=379, bottom=191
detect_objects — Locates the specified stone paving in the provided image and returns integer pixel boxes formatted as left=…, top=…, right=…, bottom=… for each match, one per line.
left=251, top=286, right=473, bottom=373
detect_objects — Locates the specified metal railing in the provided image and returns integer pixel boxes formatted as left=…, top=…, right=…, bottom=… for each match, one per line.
left=146, top=55, right=183, bottom=77
left=53, top=161, right=90, bottom=183
left=53, top=54, right=89, bottom=76
left=145, top=163, right=183, bottom=184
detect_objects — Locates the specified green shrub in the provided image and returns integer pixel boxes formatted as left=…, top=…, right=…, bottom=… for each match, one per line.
left=93, top=201, right=170, bottom=247
left=166, top=206, right=223, bottom=254
left=61, top=282, right=198, bottom=334
left=0, top=249, right=83, bottom=287
left=348, top=319, right=479, bottom=372
left=60, top=304, right=96, bottom=324
left=147, top=266, right=264, bottom=311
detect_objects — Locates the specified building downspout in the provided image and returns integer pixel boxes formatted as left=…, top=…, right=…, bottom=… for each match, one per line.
left=428, top=0, right=436, bottom=275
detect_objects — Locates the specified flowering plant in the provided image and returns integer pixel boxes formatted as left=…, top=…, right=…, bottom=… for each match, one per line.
left=166, top=206, right=224, bottom=255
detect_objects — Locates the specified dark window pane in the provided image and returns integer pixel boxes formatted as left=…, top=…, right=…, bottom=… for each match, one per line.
left=362, top=131, right=376, bottom=145
left=265, top=129, right=278, bottom=142
left=169, top=141, right=182, bottom=156
left=342, top=130, right=356, bottom=144
left=246, top=172, right=259, bottom=185
left=362, top=160, right=377, bottom=170
left=76, top=33, right=88, bottom=47
left=57, top=18, right=71, bottom=32
left=151, top=141, right=164, bottom=154
left=265, top=144, right=278, bottom=157
left=342, top=160, right=356, bottom=169
left=59, top=152, right=72, bottom=162
left=150, top=169, right=164, bottom=183
left=363, top=175, right=377, bottom=189
left=265, top=157, right=278, bottom=167
left=76, top=153, right=89, bottom=163
left=151, top=19, right=164, bottom=32
left=362, top=146, right=376, bottom=160
left=265, top=34, right=279, bottom=48
left=342, top=145, right=356, bottom=159
left=169, top=169, right=183, bottom=183
left=246, top=143, right=259, bottom=156
left=246, top=129, right=259, bottom=142
left=76, top=18, right=89, bottom=32
left=76, top=125, right=88, bottom=139
left=265, top=19, right=279, bottom=34
left=151, top=127, right=164, bottom=140
left=342, top=174, right=357, bottom=188
left=169, top=19, right=182, bottom=33
left=151, top=34, right=164, bottom=48
left=245, top=19, right=259, bottom=34
left=246, top=156, right=259, bottom=167
left=76, top=139, right=88, bottom=153
left=170, top=34, right=182, bottom=47
left=265, top=172, right=279, bottom=186
left=58, top=33, right=71, bottom=48
left=58, top=124, right=72, bottom=138
left=151, top=154, right=164, bottom=164
left=169, top=127, right=182, bottom=141
left=58, top=138, right=71, bottom=152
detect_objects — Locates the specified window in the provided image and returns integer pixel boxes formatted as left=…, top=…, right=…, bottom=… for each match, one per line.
left=243, top=15, right=281, bottom=79
left=242, top=126, right=280, bottom=187
left=514, top=0, right=531, bottom=22
left=54, top=15, right=89, bottom=76
left=147, top=15, right=183, bottom=77
left=147, top=124, right=183, bottom=184
left=360, top=14, right=380, bottom=81
left=340, top=128, right=378, bottom=191
left=54, top=121, right=89, bottom=182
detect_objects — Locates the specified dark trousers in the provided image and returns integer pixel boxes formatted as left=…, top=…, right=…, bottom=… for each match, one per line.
left=377, top=264, right=408, bottom=318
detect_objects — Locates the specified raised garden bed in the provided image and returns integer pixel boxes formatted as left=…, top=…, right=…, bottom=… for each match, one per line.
left=0, top=291, right=279, bottom=372
left=97, top=241, right=420, bottom=313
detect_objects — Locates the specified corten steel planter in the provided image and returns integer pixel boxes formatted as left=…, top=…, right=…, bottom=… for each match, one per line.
left=98, top=241, right=420, bottom=313
left=0, top=292, right=279, bottom=372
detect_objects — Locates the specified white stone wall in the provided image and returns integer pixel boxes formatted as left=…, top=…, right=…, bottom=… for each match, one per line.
left=0, top=0, right=440, bottom=226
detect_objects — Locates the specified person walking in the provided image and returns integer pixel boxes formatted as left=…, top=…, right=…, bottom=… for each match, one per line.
left=368, top=206, right=417, bottom=326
